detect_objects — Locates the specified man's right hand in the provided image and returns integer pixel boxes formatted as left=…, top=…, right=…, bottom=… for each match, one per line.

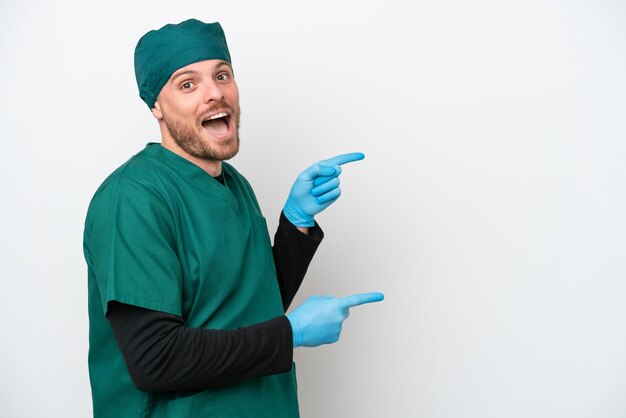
left=286, top=292, right=384, bottom=348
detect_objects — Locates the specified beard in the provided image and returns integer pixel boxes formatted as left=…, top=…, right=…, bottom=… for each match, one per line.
left=162, top=102, right=241, bottom=162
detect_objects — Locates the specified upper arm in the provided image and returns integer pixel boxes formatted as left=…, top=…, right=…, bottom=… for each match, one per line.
left=86, top=178, right=183, bottom=316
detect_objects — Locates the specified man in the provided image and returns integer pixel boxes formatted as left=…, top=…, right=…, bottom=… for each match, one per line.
left=84, top=19, right=383, bottom=418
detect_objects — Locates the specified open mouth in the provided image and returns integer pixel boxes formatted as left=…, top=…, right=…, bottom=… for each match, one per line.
left=201, top=112, right=231, bottom=135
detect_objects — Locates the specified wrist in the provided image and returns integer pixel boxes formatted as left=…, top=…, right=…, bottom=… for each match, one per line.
left=282, top=204, right=314, bottom=228
left=285, top=313, right=301, bottom=348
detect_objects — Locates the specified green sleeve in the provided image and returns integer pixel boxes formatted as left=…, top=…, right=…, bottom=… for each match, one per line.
left=86, top=177, right=182, bottom=316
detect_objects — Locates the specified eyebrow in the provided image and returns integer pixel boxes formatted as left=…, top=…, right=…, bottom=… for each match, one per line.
left=215, top=61, right=232, bottom=70
left=170, top=70, right=199, bottom=82
left=169, top=61, right=233, bottom=83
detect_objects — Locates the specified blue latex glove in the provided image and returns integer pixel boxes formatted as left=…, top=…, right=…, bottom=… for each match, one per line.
left=286, top=292, right=384, bottom=348
left=283, top=152, right=365, bottom=227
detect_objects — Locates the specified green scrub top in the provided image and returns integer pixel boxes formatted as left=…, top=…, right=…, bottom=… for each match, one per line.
left=84, top=143, right=299, bottom=418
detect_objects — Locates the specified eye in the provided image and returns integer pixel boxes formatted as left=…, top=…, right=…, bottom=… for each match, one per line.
left=180, top=81, right=194, bottom=91
left=216, top=72, right=231, bottom=82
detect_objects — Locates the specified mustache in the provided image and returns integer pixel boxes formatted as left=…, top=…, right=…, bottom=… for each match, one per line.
left=207, top=99, right=235, bottom=114
left=196, top=99, right=240, bottom=124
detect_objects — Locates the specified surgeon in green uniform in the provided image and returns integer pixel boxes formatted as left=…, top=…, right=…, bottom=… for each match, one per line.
left=84, top=19, right=383, bottom=418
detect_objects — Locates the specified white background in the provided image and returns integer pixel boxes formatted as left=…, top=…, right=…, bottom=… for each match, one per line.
left=1, top=0, right=625, bottom=417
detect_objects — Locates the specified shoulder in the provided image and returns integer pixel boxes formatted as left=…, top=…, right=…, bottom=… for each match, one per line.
left=86, top=147, right=171, bottom=221
left=93, top=145, right=174, bottom=196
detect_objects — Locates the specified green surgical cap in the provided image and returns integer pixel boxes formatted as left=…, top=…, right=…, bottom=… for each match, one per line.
left=134, top=19, right=232, bottom=109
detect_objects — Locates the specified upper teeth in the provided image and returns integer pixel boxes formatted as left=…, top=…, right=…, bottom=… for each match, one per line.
left=207, top=112, right=228, bottom=120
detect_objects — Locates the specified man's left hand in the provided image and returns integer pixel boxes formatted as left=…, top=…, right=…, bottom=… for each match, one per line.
left=282, top=152, right=365, bottom=228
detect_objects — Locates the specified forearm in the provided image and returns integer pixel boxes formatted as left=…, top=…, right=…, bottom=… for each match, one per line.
left=107, top=302, right=293, bottom=392
left=273, top=212, right=324, bottom=311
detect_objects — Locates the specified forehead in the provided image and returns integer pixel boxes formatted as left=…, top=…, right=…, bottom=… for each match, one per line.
left=169, top=59, right=232, bottom=81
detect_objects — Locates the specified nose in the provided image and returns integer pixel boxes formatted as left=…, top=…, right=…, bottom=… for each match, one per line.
left=202, top=80, right=224, bottom=103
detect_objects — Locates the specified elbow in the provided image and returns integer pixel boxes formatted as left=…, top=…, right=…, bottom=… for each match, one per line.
left=125, top=359, right=179, bottom=392
left=128, top=368, right=166, bottom=392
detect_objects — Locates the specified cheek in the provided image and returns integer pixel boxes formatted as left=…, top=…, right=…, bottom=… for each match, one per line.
left=166, top=100, right=199, bottom=122
left=231, top=94, right=241, bottom=114
left=228, top=84, right=240, bottom=105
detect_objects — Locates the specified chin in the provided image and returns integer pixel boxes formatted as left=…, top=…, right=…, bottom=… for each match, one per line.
left=203, top=136, right=240, bottom=161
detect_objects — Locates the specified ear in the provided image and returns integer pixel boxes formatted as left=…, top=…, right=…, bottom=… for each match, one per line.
left=151, top=101, right=164, bottom=120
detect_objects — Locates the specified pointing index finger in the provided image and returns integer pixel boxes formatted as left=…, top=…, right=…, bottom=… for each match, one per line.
left=320, top=152, right=365, bottom=167
left=339, top=292, right=384, bottom=308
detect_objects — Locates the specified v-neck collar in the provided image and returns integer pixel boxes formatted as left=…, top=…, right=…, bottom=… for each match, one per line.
left=143, top=143, right=241, bottom=215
